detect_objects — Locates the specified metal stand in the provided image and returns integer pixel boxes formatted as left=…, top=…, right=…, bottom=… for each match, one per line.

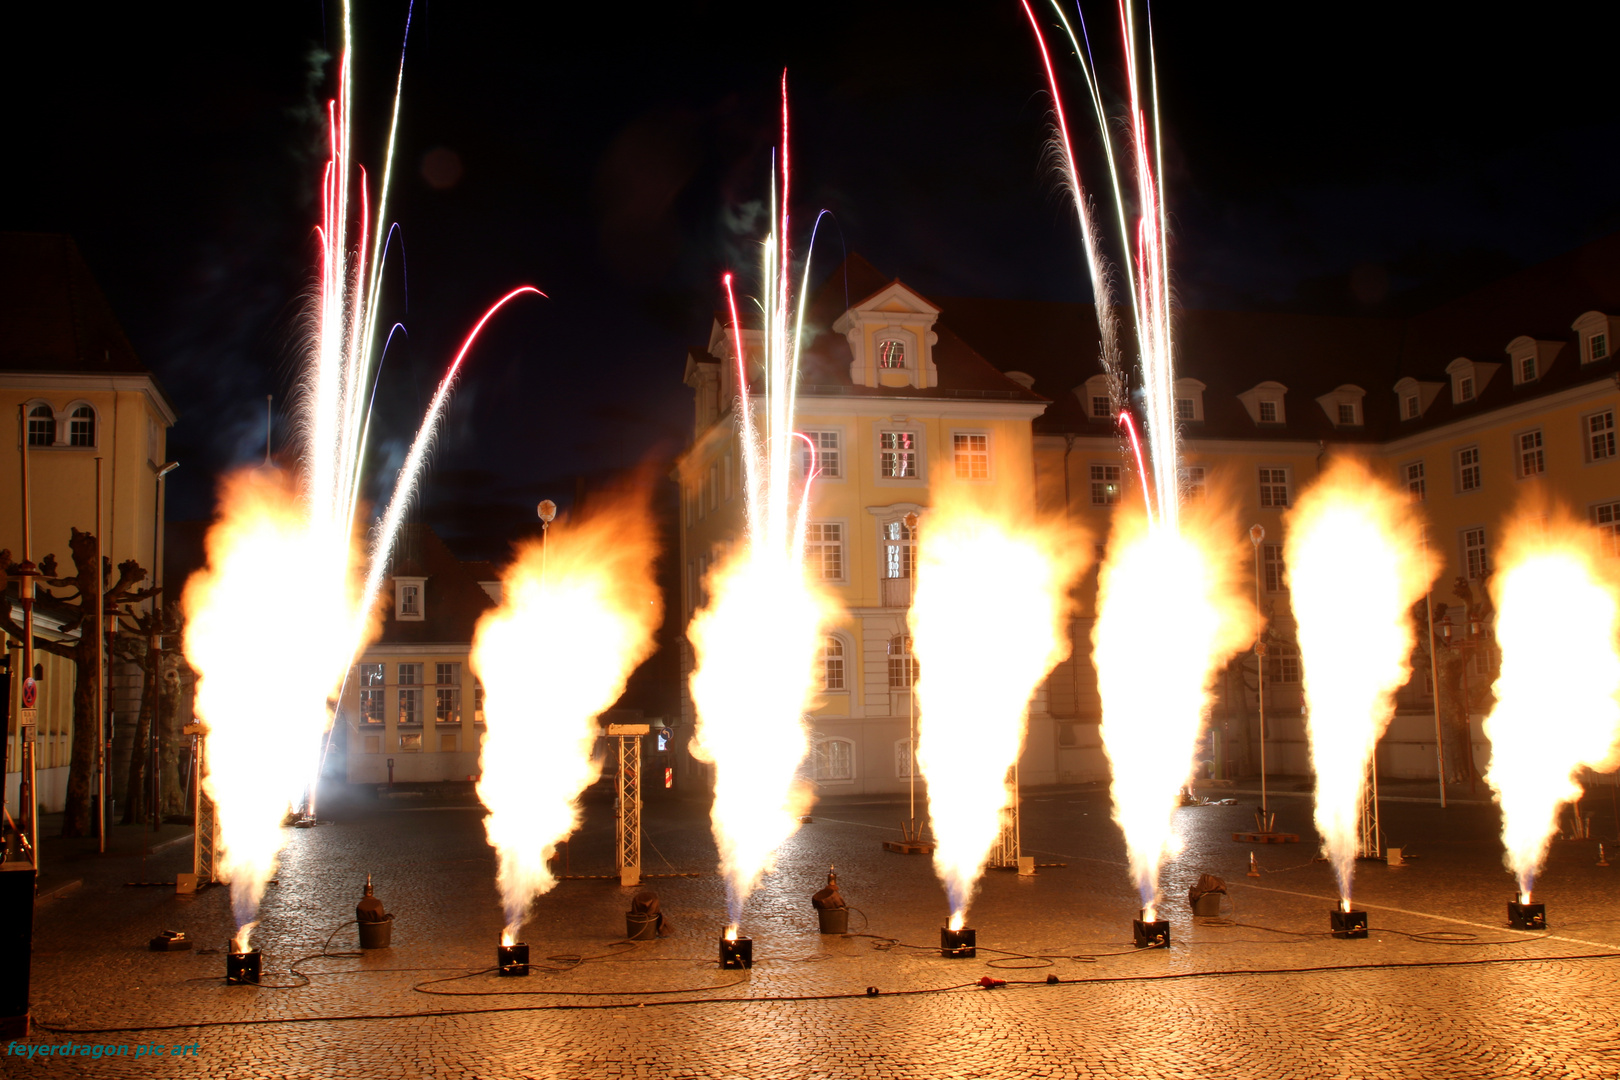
left=1357, top=755, right=1382, bottom=860
left=609, top=722, right=646, bottom=887
left=993, top=764, right=1022, bottom=869
left=178, top=725, right=217, bottom=893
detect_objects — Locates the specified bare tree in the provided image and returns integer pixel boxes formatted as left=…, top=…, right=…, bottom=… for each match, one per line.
left=1, top=530, right=158, bottom=837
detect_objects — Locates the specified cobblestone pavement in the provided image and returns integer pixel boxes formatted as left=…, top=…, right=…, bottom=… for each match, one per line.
left=12, top=779, right=1620, bottom=1078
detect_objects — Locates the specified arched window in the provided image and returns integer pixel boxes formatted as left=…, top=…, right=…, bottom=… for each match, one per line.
left=812, top=737, right=855, bottom=782
left=888, top=634, right=916, bottom=689
left=68, top=405, right=95, bottom=447
left=822, top=637, right=845, bottom=691
left=27, top=404, right=54, bottom=446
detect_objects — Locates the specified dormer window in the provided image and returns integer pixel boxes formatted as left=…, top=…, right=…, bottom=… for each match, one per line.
left=1259, top=401, right=1278, bottom=423
left=1505, top=335, right=1561, bottom=387
left=1177, top=398, right=1194, bottom=420
left=1238, top=381, right=1288, bottom=426
left=1459, top=377, right=1474, bottom=402
left=1317, top=384, right=1365, bottom=429
left=1573, top=311, right=1616, bottom=365
left=1519, top=356, right=1536, bottom=382
left=1393, top=376, right=1444, bottom=422
left=1404, top=395, right=1419, bottom=419
left=1092, top=395, right=1111, bottom=419
left=1174, top=378, right=1206, bottom=422
left=878, top=339, right=907, bottom=369
left=395, top=576, right=427, bottom=621
left=1337, top=403, right=1355, bottom=424
left=1446, top=357, right=1499, bottom=405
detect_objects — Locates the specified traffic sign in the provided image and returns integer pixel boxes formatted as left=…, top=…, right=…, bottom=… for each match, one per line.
left=21, top=676, right=37, bottom=710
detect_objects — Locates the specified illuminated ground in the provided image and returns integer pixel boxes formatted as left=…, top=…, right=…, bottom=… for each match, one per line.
left=19, top=777, right=1620, bottom=1078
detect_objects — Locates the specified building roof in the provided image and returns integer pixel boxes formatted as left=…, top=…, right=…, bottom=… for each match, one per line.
left=378, top=524, right=497, bottom=646
left=0, top=233, right=151, bottom=376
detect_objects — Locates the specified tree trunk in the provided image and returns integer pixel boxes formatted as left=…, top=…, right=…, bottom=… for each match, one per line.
left=122, top=639, right=155, bottom=826
left=60, top=640, right=98, bottom=837
left=158, top=652, right=187, bottom=819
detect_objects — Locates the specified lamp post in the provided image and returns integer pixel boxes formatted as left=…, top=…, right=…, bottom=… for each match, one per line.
left=1249, top=524, right=1271, bottom=833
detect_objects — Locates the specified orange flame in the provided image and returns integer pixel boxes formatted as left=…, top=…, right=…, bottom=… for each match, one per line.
left=1285, top=458, right=1436, bottom=903
left=910, top=485, right=1090, bottom=924
left=1484, top=505, right=1620, bottom=895
left=1093, top=496, right=1257, bottom=909
left=184, top=468, right=367, bottom=950
left=473, top=490, right=662, bottom=942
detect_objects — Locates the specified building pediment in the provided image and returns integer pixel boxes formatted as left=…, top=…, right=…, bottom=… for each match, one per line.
left=833, top=280, right=941, bottom=390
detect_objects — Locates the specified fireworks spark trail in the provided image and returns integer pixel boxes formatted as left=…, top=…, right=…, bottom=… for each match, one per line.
left=184, top=470, right=364, bottom=952
left=1284, top=459, right=1436, bottom=906
left=1483, top=507, right=1620, bottom=898
left=474, top=490, right=663, bottom=944
left=910, top=486, right=1090, bottom=928
left=1092, top=497, right=1257, bottom=914
left=687, top=75, right=838, bottom=929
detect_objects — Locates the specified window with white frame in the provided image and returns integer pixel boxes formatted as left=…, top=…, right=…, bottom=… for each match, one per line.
left=822, top=637, right=845, bottom=691
left=1592, top=332, right=1610, bottom=362
left=357, top=663, right=385, bottom=724
left=1463, top=527, right=1488, bottom=580
left=1518, top=431, right=1545, bottom=478
left=398, top=663, right=423, bottom=724
left=1337, top=402, right=1357, bottom=425
left=1091, top=395, right=1112, bottom=419
left=1519, top=355, right=1537, bottom=383
left=1179, top=466, right=1206, bottom=501
left=1269, top=642, right=1301, bottom=684
left=1263, top=543, right=1286, bottom=592
left=1457, top=446, right=1482, bottom=491
left=1176, top=398, right=1195, bottom=421
left=805, top=522, right=845, bottom=580
left=474, top=679, right=485, bottom=723
left=812, top=737, right=855, bottom=782
left=435, top=662, right=461, bottom=723
left=883, top=519, right=916, bottom=580
left=888, top=635, right=917, bottom=689
left=1588, top=410, right=1616, bottom=461
left=1594, top=502, right=1620, bottom=556
left=396, top=577, right=425, bottom=620
left=1405, top=461, right=1426, bottom=501
left=953, top=433, right=989, bottom=479
left=799, top=430, right=841, bottom=479
left=68, top=405, right=95, bottom=447
left=1258, top=400, right=1279, bottom=423
left=1459, top=376, right=1475, bottom=402
left=27, top=405, right=53, bottom=446
left=879, top=431, right=918, bottom=478
left=1090, top=463, right=1121, bottom=505
left=1404, top=394, right=1420, bottom=420
left=894, top=738, right=917, bottom=778
left=1258, top=468, right=1290, bottom=508
left=877, top=339, right=907, bottom=369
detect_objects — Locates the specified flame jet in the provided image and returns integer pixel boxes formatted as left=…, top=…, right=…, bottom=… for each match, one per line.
left=1284, top=459, right=1436, bottom=906
left=1093, top=497, right=1257, bottom=914
left=1483, top=507, right=1620, bottom=898
left=687, top=77, right=838, bottom=929
left=473, top=490, right=662, bottom=944
left=910, top=485, right=1090, bottom=928
left=184, top=470, right=365, bottom=951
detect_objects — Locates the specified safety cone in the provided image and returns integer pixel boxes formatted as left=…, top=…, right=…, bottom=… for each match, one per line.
left=1247, top=851, right=1261, bottom=878
left=1599, top=844, right=1610, bottom=868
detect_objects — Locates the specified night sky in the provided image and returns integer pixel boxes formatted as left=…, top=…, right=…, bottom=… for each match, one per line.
left=11, top=2, right=1620, bottom=553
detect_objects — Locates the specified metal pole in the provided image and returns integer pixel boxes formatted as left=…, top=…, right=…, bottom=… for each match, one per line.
left=1424, top=593, right=1447, bottom=808
left=1249, top=525, right=1269, bottom=828
left=18, top=405, right=38, bottom=869
left=96, top=457, right=105, bottom=852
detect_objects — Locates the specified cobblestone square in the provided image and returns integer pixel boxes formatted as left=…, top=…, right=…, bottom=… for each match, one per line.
left=13, top=781, right=1620, bottom=1078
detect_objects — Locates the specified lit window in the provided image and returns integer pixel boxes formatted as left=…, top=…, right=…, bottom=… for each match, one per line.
left=878, top=340, right=907, bottom=369
left=398, top=663, right=422, bottom=725
left=1179, top=466, right=1206, bottom=501
left=1090, top=464, right=1121, bottom=505
left=357, top=663, right=385, bottom=724
left=895, top=739, right=918, bottom=778
left=1337, top=403, right=1356, bottom=425
left=1463, top=527, right=1488, bottom=580
left=474, top=680, right=485, bottom=723
left=27, top=405, right=53, bottom=446
left=1519, top=355, right=1537, bottom=383
left=1592, top=333, right=1609, bottom=362
left=68, top=405, right=95, bottom=446
left=883, top=518, right=916, bottom=580
left=799, top=431, right=841, bottom=479
left=1594, top=502, right=1620, bottom=556
left=1258, top=468, right=1290, bottom=508
left=1518, top=431, right=1544, bottom=477
left=879, top=431, right=918, bottom=478
left=1459, top=377, right=1475, bottom=402
left=400, top=584, right=421, bottom=615
left=805, top=522, right=844, bottom=580
left=1177, top=398, right=1195, bottom=421
left=1269, top=642, right=1301, bottom=684
left=813, top=738, right=855, bottom=782
left=822, top=638, right=845, bottom=691
left=1092, top=396, right=1112, bottom=419
left=1458, top=447, right=1482, bottom=491
left=887, top=635, right=917, bottom=689
left=1405, top=395, right=1420, bottom=420
left=1406, top=461, right=1425, bottom=501
left=953, top=433, right=989, bottom=479
left=435, top=662, right=461, bottom=723
left=1588, top=410, right=1616, bottom=461
left=1258, top=400, right=1278, bottom=423
left=1263, top=543, right=1286, bottom=592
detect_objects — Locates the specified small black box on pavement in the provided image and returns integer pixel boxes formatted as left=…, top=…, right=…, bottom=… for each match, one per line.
left=719, top=934, right=753, bottom=969
left=940, top=927, right=976, bottom=958
left=1330, top=909, right=1369, bottom=938
left=0, top=862, right=36, bottom=1037
left=1508, top=900, right=1546, bottom=930
left=149, top=930, right=191, bottom=952
left=226, top=949, right=261, bottom=985
left=1132, top=917, right=1170, bottom=949
left=497, top=942, right=530, bottom=976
